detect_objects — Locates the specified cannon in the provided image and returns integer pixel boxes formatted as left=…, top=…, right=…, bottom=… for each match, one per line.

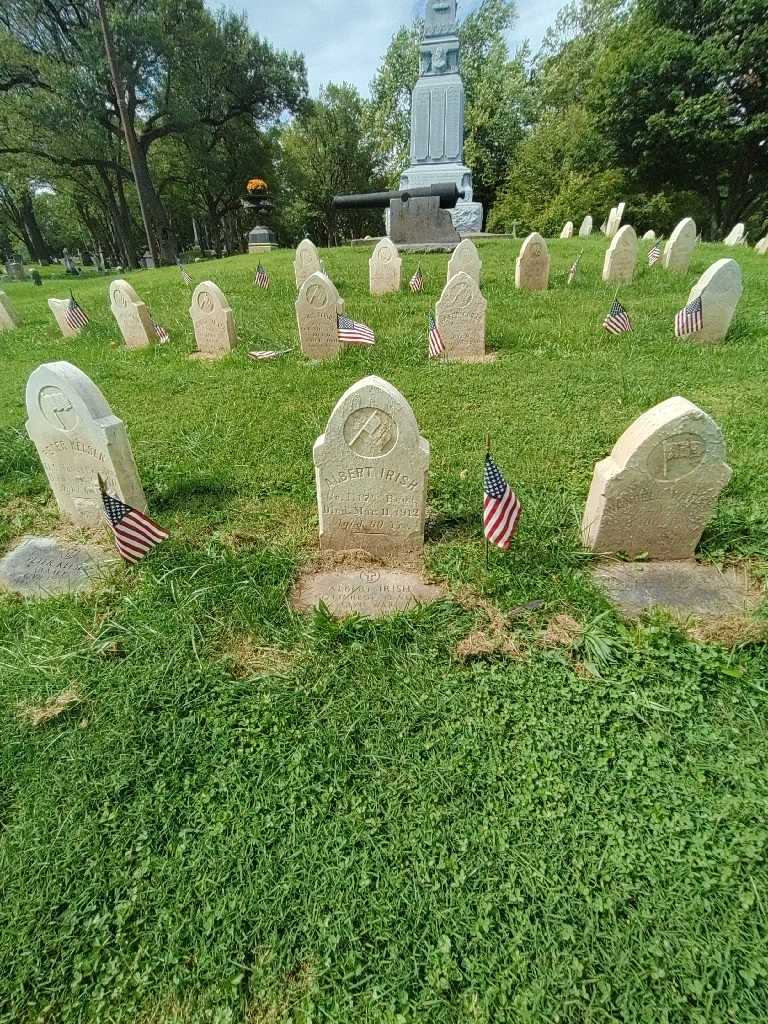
left=333, top=182, right=464, bottom=248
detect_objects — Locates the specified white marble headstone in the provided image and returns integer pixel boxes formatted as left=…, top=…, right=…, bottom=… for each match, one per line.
left=435, top=271, right=487, bottom=362
left=296, top=272, right=345, bottom=360
left=189, top=281, right=236, bottom=357
left=560, top=221, right=574, bottom=239
left=723, top=223, right=746, bottom=247
left=48, top=298, right=80, bottom=338
left=682, top=259, right=743, bottom=344
left=582, top=396, right=731, bottom=560
left=313, top=375, right=430, bottom=560
left=515, top=233, right=550, bottom=291
left=447, top=238, right=482, bottom=287
left=602, top=225, right=638, bottom=284
left=578, top=216, right=593, bottom=238
left=25, top=360, right=147, bottom=527
left=755, top=237, right=768, bottom=256
left=294, top=239, right=322, bottom=290
left=642, top=230, right=657, bottom=241
left=663, top=218, right=697, bottom=273
left=369, top=237, right=402, bottom=296
left=0, top=289, right=20, bottom=331
left=109, top=279, right=155, bottom=349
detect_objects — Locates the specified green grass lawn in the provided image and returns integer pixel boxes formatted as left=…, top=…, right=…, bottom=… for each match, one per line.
left=1, top=237, right=767, bottom=1023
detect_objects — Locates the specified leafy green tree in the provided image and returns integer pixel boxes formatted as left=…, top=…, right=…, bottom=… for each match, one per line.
left=279, top=84, right=385, bottom=245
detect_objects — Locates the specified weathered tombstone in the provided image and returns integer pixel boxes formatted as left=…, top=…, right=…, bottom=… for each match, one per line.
left=313, top=375, right=430, bottom=560
left=0, top=536, right=115, bottom=598
left=642, top=230, right=657, bottom=241
left=663, top=217, right=697, bottom=273
left=435, top=271, right=487, bottom=362
left=682, top=258, right=743, bottom=344
left=292, top=567, right=443, bottom=618
left=369, top=237, right=402, bottom=296
left=578, top=216, right=593, bottom=238
left=755, top=236, right=768, bottom=255
left=447, top=238, right=482, bottom=287
left=109, top=279, right=156, bottom=349
left=0, top=290, right=20, bottom=331
left=294, top=239, right=322, bottom=290
left=62, top=249, right=77, bottom=275
left=560, top=221, right=574, bottom=239
left=25, top=360, right=147, bottom=527
left=296, top=271, right=345, bottom=360
left=723, top=223, right=746, bottom=246
left=602, top=224, right=638, bottom=284
left=605, top=202, right=625, bottom=239
left=48, top=298, right=80, bottom=337
left=515, top=233, right=550, bottom=292
left=189, top=281, right=236, bottom=358
left=582, top=396, right=731, bottom=560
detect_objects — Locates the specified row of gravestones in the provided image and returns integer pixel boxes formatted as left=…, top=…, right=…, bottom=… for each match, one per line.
left=16, top=359, right=731, bottom=567
left=573, top=202, right=759, bottom=251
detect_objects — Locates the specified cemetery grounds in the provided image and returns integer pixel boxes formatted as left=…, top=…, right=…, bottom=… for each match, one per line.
left=1, top=236, right=767, bottom=1023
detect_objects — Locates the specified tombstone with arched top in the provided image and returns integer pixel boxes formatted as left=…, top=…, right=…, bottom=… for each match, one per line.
left=447, top=238, right=482, bottom=287
left=25, top=360, right=146, bottom=527
left=515, top=233, right=550, bottom=292
left=313, top=375, right=430, bottom=560
left=663, top=218, right=697, bottom=273
left=435, top=271, right=487, bottom=361
left=369, top=237, right=402, bottom=296
left=602, top=224, right=638, bottom=284
left=109, top=279, right=156, bottom=349
left=189, top=281, right=236, bottom=358
left=294, top=239, right=322, bottom=290
left=296, top=272, right=345, bottom=360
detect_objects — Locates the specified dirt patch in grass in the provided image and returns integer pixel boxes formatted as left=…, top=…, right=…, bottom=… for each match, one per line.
left=539, top=613, right=583, bottom=650
left=17, top=687, right=81, bottom=726
left=688, top=615, right=768, bottom=648
left=222, top=633, right=301, bottom=678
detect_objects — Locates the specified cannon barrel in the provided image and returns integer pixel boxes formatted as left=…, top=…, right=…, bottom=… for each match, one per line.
left=333, top=182, right=461, bottom=210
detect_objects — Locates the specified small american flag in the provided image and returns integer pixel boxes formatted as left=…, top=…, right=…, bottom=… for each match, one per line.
left=648, top=240, right=663, bottom=266
left=65, top=294, right=89, bottom=331
left=603, top=297, right=632, bottom=334
left=99, top=480, right=169, bottom=564
left=410, top=266, right=425, bottom=292
left=177, top=259, right=192, bottom=286
left=338, top=314, right=375, bottom=346
left=428, top=314, right=445, bottom=358
left=254, top=263, right=270, bottom=289
left=151, top=317, right=169, bottom=342
left=567, top=250, right=584, bottom=285
left=248, top=349, right=291, bottom=360
left=484, top=453, right=522, bottom=550
left=675, top=294, right=704, bottom=337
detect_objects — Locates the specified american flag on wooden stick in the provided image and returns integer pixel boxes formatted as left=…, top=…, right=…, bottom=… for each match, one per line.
left=248, top=349, right=292, bottom=360
left=484, top=453, right=522, bottom=550
left=177, top=259, right=192, bottom=286
left=567, top=249, right=584, bottom=285
left=254, top=263, right=270, bottom=289
left=337, top=314, right=375, bottom=346
left=99, top=479, right=169, bottom=564
left=151, top=317, right=169, bottom=342
left=428, top=314, right=445, bottom=358
left=65, top=294, right=89, bottom=331
left=675, top=294, right=703, bottom=337
left=603, top=297, right=632, bottom=334
left=648, top=240, right=663, bottom=266
left=410, top=266, right=425, bottom=292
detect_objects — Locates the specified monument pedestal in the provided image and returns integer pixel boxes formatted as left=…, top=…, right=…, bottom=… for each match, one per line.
left=451, top=201, right=483, bottom=234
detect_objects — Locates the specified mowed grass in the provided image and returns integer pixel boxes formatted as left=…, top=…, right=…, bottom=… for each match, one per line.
left=1, top=236, right=767, bottom=1023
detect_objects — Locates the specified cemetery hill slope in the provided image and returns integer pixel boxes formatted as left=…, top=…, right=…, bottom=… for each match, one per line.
left=0, top=236, right=767, bottom=1024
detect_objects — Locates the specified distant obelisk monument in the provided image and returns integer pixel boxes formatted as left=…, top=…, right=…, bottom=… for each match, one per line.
left=399, top=0, right=483, bottom=233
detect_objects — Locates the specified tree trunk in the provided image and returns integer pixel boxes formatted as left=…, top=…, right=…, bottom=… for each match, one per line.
left=20, top=192, right=51, bottom=264
left=98, top=166, right=137, bottom=268
left=134, top=139, right=177, bottom=264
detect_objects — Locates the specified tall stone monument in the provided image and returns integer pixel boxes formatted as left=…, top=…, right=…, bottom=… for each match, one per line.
left=399, top=1, right=483, bottom=234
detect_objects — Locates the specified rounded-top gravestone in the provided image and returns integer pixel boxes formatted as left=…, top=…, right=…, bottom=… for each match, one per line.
left=313, top=375, right=430, bottom=561
left=369, top=237, right=402, bottom=296
left=48, top=298, right=81, bottom=337
left=294, top=239, right=322, bottom=290
left=683, top=259, right=743, bottom=344
left=515, top=233, right=550, bottom=291
left=723, top=223, right=746, bottom=246
left=25, top=360, right=147, bottom=527
left=582, top=396, right=731, bottom=560
left=560, top=221, right=574, bottom=239
left=447, top=238, right=482, bottom=287
left=189, top=281, right=237, bottom=358
left=295, top=271, right=345, bottom=360
left=602, top=224, right=638, bottom=284
left=0, top=290, right=20, bottom=331
left=109, top=279, right=156, bottom=349
left=435, top=271, right=487, bottom=362
left=663, top=218, right=697, bottom=273
left=578, top=216, right=593, bottom=238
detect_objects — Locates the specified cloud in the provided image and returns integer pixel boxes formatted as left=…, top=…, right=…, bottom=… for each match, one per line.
left=206, top=0, right=563, bottom=96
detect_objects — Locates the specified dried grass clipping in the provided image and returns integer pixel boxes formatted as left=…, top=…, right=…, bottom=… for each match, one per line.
left=18, top=688, right=81, bottom=726
left=539, top=614, right=583, bottom=650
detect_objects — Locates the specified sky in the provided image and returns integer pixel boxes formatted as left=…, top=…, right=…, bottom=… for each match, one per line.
left=208, top=1, right=563, bottom=96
